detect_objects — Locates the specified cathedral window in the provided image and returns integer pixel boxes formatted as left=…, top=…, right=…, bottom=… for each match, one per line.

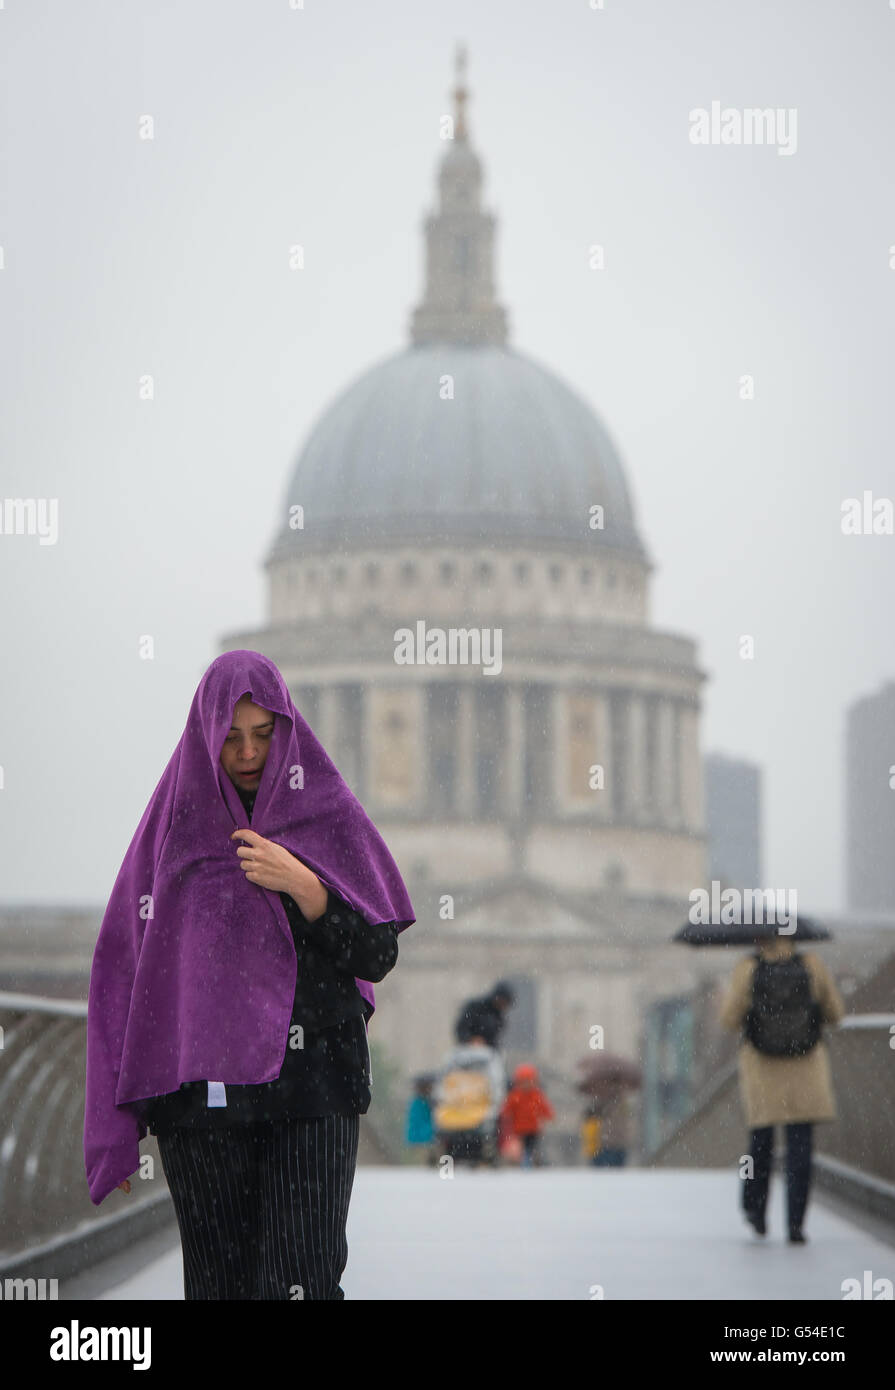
left=549, top=563, right=563, bottom=584
left=604, top=861, right=626, bottom=890
left=295, top=685, right=320, bottom=731
left=514, top=561, right=530, bottom=583
left=439, top=559, right=456, bottom=583
left=400, top=561, right=418, bottom=583
left=365, top=562, right=380, bottom=585
left=372, top=692, right=418, bottom=807
left=499, top=976, right=537, bottom=1050
left=523, top=685, right=553, bottom=814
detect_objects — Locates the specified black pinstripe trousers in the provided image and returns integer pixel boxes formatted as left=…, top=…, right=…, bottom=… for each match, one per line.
left=156, top=1113, right=360, bottom=1300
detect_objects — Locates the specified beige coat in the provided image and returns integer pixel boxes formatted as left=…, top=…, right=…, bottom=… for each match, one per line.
left=719, top=940, right=845, bottom=1128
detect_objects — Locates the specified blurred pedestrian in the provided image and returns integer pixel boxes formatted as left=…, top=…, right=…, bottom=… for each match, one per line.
left=433, top=1035, right=506, bottom=1167
left=581, top=1089, right=630, bottom=1167
left=580, top=1102, right=602, bottom=1164
left=720, top=935, right=845, bottom=1243
left=405, top=1075, right=436, bottom=1163
left=501, top=1062, right=554, bottom=1167
left=454, top=980, right=516, bottom=1048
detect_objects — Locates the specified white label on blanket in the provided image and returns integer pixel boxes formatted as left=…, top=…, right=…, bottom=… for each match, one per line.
left=206, top=1081, right=228, bottom=1107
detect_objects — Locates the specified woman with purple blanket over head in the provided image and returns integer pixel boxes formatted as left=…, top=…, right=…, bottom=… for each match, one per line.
left=84, top=650, right=415, bottom=1299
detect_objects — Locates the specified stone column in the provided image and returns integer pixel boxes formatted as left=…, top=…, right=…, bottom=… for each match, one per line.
left=654, top=697, right=677, bottom=824
left=551, top=688, right=565, bottom=810
left=456, top=683, right=477, bottom=816
left=593, top=689, right=612, bottom=821
left=317, top=685, right=339, bottom=758
left=678, top=702, right=704, bottom=833
left=504, top=685, right=524, bottom=817
left=625, top=692, right=647, bottom=823
left=361, top=682, right=374, bottom=809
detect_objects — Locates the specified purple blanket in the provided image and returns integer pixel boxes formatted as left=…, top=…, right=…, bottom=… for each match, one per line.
left=84, top=650, right=414, bottom=1204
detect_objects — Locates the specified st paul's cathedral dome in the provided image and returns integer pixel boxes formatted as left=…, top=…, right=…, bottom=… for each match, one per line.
left=222, top=49, right=709, bottom=1093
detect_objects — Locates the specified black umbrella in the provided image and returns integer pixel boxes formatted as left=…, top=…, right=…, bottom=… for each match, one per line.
left=673, top=915, right=831, bottom=946
left=575, top=1053, right=642, bottom=1096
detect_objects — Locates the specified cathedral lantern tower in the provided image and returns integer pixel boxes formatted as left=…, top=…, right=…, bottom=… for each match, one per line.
left=410, top=45, right=508, bottom=349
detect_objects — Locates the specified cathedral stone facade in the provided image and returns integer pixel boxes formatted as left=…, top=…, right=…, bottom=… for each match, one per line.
left=221, top=57, right=716, bottom=1145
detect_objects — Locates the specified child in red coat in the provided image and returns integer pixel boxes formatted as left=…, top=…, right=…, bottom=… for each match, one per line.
left=501, top=1063, right=554, bottom=1167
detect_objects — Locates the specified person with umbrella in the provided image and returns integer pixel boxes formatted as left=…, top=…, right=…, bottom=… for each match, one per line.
left=576, top=1053, right=641, bottom=1168
left=717, top=925, right=845, bottom=1243
left=582, top=1087, right=632, bottom=1167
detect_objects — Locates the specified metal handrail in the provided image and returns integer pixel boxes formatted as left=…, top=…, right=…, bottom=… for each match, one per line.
left=0, top=991, right=87, bottom=1018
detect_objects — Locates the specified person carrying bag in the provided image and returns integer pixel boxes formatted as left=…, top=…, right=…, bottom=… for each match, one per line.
left=720, top=935, right=845, bottom=1243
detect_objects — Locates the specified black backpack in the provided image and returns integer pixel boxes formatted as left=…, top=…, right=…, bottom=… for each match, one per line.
left=743, top=954, right=822, bottom=1057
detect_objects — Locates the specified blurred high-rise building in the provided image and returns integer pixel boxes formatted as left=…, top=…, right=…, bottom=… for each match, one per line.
left=846, top=680, right=895, bottom=913
left=703, top=752, right=762, bottom=888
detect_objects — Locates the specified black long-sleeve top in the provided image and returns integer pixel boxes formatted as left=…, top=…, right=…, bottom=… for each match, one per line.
left=141, top=785, right=399, bottom=1134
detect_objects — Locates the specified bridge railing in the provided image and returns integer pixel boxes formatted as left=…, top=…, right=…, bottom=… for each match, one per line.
left=816, top=1014, right=895, bottom=1188
left=0, top=992, right=173, bottom=1271
left=0, top=990, right=399, bottom=1279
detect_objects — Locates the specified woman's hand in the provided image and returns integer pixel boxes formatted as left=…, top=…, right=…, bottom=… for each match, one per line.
left=230, top=828, right=328, bottom=920
left=117, top=1179, right=131, bottom=1194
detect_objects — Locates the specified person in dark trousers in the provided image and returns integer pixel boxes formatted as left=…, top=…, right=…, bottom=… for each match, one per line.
left=454, top=980, right=515, bottom=1048
left=719, top=936, right=844, bottom=1244
left=84, top=650, right=414, bottom=1300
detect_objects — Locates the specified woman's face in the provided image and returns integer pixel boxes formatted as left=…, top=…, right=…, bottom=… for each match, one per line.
left=219, top=695, right=275, bottom=792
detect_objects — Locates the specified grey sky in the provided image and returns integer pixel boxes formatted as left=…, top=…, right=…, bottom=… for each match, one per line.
left=1, top=0, right=892, bottom=910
